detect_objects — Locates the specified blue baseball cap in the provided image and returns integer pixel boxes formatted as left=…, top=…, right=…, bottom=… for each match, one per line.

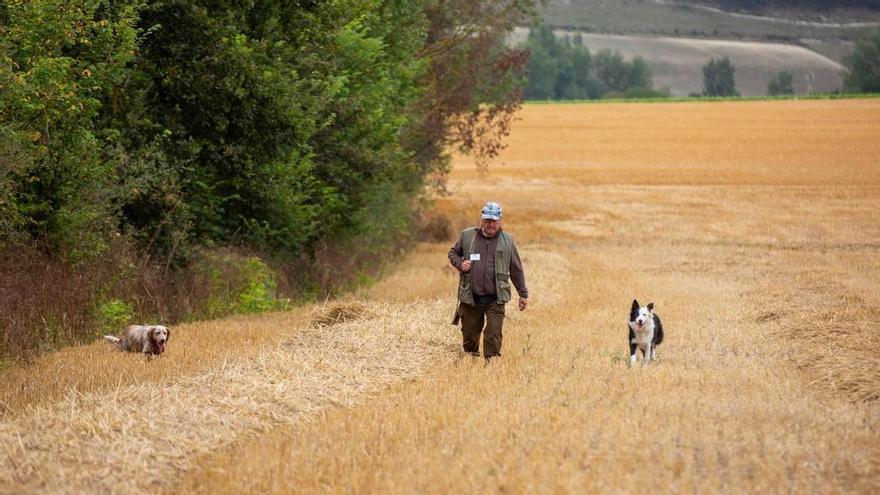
left=481, top=201, right=503, bottom=220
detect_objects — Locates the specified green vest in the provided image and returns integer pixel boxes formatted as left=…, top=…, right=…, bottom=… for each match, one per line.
left=457, top=228, right=514, bottom=306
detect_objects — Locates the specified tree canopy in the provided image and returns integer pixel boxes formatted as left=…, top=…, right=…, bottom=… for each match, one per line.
left=0, top=0, right=537, bottom=262
left=521, top=26, right=661, bottom=100
left=767, top=70, right=795, bottom=96
left=702, top=56, right=740, bottom=97
left=844, top=30, right=880, bottom=93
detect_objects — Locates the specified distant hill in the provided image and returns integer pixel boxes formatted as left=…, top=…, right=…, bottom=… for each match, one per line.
left=539, top=0, right=880, bottom=52
left=512, top=28, right=844, bottom=96
left=523, top=0, right=880, bottom=96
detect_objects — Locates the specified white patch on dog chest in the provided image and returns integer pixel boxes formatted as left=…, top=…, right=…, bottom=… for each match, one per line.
left=632, top=324, right=654, bottom=347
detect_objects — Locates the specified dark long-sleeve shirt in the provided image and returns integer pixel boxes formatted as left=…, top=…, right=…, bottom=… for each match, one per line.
left=448, top=227, right=528, bottom=299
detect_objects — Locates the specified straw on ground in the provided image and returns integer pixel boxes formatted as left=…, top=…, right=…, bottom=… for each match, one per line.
left=1, top=99, right=878, bottom=494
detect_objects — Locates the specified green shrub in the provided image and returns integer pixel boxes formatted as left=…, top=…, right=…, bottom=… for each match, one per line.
left=195, top=251, right=288, bottom=318
left=96, top=299, right=135, bottom=335
left=603, top=87, right=671, bottom=99
left=768, top=70, right=795, bottom=96
left=844, top=30, right=880, bottom=93
left=236, top=257, right=289, bottom=314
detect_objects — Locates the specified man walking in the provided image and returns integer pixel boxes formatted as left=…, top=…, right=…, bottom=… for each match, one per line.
left=448, top=201, right=528, bottom=359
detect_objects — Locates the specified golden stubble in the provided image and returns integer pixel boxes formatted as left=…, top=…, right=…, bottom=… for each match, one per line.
left=451, top=99, right=880, bottom=186
left=175, top=99, right=880, bottom=493
left=2, top=99, right=879, bottom=493
left=0, top=309, right=311, bottom=417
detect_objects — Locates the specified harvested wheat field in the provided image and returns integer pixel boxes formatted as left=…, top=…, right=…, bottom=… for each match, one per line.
left=2, top=99, right=879, bottom=494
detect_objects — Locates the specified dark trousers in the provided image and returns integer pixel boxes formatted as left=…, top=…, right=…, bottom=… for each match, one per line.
left=459, top=298, right=506, bottom=358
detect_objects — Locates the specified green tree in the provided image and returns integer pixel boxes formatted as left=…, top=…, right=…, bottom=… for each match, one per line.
left=556, top=35, right=593, bottom=100
left=843, top=30, right=880, bottom=93
left=119, top=0, right=434, bottom=255
left=627, top=57, right=653, bottom=90
left=702, top=56, right=740, bottom=97
left=1, top=0, right=538, bottom=261
left=0, top=0, right=143, bottom=260
left=593, top=49, right=628, bottom=94
left=524, top=26, right=563, bottom=99
left=412, top=0, right=536, bottom=172
left=522, top=28, right=652, bottom=100
left=524, top=41, right=558, bottom=99
left=593, top=50, right=652, bottom=96
left=568, top=35, right=594, bottom=99
left=767, top=70, right=795, bottom=95
left=523, top=26, right=595, bottom=100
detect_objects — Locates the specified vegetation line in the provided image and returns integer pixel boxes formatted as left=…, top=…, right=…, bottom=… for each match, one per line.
left=0, top=1, right=540, bottom=361
left=524, top=92, right=880, bottom=104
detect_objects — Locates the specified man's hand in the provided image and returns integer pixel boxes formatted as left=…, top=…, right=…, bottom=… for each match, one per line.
left=518, top=297, right=527, bottom=311
left=461, top=260, right=472, bottom=272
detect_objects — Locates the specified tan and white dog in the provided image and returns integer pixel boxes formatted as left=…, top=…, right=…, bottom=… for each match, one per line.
left=104, top=325, right=170, bottom=356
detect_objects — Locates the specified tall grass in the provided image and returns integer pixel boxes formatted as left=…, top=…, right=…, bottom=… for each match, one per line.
left=0, top=243, right=289, bottom=365
left=0, top=220, right=441, bottom=365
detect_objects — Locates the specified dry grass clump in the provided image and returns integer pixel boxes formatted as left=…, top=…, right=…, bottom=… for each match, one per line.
left=784, top=300, right=880, bottom=402
left=308, top=300, right=377, bottom=327
left=752, top=257, right=880, bottom=403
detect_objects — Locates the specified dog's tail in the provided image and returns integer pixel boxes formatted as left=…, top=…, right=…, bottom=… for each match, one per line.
left=104, top=335, right=120, bottom=343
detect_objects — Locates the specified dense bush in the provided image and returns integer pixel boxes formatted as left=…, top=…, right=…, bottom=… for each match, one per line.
left=844, top=30, right=880, bottom=93
left=0, top=0, right=142, bottom=261
left=767, top=70, right=795, bottom=95
left=0, top=0, right=537, bottom=360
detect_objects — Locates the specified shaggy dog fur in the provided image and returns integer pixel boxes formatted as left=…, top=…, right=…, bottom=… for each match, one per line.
left=104, top=325, right=170, bottom=355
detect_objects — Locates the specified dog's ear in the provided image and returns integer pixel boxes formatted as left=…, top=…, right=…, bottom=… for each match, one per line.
left=631, top=299, right=640, bottom=310
left=165, top=326, right=170, bottom=341
left=647, top=302, right=654, bottom=311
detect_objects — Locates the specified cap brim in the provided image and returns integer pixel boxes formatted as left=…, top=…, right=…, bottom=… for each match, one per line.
left=481, top=215, right=501, bottom=220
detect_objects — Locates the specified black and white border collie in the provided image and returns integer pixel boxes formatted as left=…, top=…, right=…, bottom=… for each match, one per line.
left=628, top=299, right=663, bottom=366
